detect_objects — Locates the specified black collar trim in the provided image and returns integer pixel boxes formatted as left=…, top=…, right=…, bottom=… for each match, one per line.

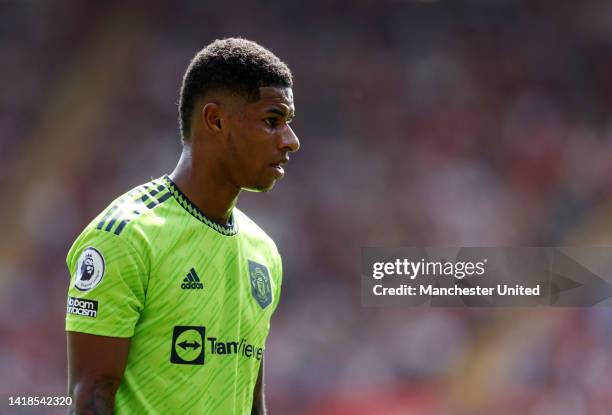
left=162, top=175, right=238, bottom=236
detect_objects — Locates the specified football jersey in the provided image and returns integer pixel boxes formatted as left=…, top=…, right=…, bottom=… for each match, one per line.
left=65, top=175, right=282, bottom=414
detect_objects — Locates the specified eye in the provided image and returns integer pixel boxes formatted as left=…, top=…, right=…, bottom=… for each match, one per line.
left=264, top=118, right=279, bottom=127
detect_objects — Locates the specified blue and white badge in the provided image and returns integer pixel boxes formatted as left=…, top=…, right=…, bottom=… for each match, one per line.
left=74, top=247, right=105, bottom=292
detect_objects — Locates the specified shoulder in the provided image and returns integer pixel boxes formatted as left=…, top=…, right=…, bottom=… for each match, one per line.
left=93, top=177, right=172, bottom=236
left=233, top=208, right=283, bottom=282
left=234, top=208, right=279, bottom=253
left=67, top=177, right=173, bottom=268
left=86, top=177, right=172, bottom=237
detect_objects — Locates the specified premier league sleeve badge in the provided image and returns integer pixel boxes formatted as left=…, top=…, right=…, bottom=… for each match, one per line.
left=74, top=247, right=106, bottom=291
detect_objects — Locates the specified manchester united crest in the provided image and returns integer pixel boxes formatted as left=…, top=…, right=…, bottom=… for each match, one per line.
left=248, top=260, right=272, bottom=309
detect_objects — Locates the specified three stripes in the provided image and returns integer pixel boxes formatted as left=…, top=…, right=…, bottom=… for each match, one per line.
left=181, top=267, right=203, bottom=289
left=96, top=181, right=172, bottom=235
left=183, top=268, right=201, bottom=283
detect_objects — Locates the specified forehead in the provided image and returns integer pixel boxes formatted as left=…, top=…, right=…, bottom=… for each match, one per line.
left=250, top=86, right=294, bottom=113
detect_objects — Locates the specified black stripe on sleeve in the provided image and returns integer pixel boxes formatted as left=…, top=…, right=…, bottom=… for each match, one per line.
left=114, top=219, right=129, bottom=235
left=114, top=210, right=140, bottom=235
left=104, top=213, right=121, bottom=232
left=156, top=191, right=171, bottom=204
left=97, top=206, right=117, bottom=230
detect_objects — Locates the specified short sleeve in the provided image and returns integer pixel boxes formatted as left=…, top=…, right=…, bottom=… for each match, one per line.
left=65, top=228, right=148, bottom=338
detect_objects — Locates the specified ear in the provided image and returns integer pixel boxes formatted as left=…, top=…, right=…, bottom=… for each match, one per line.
left=201, top=102, right=224, bottom=133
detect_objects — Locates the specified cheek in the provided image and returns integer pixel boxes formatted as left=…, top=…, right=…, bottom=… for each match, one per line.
left=230, top=134, right=261, bottom=174
left=231, top=125, right=273, bottom=165
left=241, top=131, right=272, bottom=158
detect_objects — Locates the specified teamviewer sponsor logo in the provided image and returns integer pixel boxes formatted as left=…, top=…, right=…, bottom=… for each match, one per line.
left=181, top=267, right=203, bottom=290
left=171, top=326, right=205, bottom=365
left=66, top=296, right=98, bottom=318
left=170, top=325, right=264, bottom=366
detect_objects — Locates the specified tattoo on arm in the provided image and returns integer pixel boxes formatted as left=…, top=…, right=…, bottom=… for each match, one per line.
left=70, top=377, right=120, bottom=415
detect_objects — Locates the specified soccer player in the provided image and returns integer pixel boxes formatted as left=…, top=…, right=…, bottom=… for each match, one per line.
left=65, top=38, right=299, bottom=414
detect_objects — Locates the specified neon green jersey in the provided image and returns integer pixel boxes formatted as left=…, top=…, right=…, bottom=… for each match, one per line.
left=65, top=176, right=282, bottom=414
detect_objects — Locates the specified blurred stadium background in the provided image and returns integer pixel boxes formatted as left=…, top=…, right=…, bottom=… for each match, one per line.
left=1, top=0, right=612, bottom=414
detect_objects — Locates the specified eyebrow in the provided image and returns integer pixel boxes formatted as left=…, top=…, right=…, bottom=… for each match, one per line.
left=265, top=107, right=295, bottom=119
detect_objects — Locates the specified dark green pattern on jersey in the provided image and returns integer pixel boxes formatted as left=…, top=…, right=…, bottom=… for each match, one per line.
left=66, top=177, right=282, bottom=414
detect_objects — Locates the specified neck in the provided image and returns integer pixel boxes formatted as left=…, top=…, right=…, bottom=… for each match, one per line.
left=169, top=146, right=240, bottom=225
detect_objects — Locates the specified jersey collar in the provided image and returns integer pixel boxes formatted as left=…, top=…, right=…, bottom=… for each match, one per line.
left=162, top=175, right=238, bottom=236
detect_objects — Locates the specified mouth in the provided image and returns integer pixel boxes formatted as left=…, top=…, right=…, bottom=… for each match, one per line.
left=269, top=163, right=285, bottom=175
left=269, top=158, right=288, bottom=176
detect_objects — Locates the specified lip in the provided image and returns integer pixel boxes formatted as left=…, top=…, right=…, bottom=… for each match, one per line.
left=272, top=157, right=289, bottom=165
left=269, top=158, right=288, bottom=178
left=269, top=163, right=285, bottom=177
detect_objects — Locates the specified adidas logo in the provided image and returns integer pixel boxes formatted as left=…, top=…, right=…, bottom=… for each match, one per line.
left=181, top=268, right=203, bottom=290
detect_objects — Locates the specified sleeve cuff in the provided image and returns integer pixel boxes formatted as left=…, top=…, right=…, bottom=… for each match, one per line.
left=66, top=318, right=134, bottom=338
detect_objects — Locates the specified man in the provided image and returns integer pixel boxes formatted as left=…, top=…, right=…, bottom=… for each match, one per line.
left=65, top=38, right=300, bottom=414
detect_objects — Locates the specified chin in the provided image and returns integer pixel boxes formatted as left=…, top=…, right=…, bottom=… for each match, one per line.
left=243, top=180, right=276, bottom=193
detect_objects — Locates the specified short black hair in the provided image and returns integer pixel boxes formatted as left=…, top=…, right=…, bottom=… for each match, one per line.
left=178, top=37, right=293, bottom=140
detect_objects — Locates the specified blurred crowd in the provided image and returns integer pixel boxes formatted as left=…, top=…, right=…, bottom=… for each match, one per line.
left=1, top=1, right=612, bottom=413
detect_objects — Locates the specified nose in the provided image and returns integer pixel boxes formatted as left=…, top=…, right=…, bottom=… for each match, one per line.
left=281, top=125, right=300, bottom=153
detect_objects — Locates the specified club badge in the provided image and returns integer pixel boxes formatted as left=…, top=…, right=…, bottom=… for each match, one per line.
left=248, top=260, right=272, bottom=309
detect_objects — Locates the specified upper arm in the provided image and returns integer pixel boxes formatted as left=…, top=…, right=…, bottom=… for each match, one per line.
left=65, top=226, right=148, bottom=413
left=65, top=228, right=148, bottom=338
left=67, top=332, right=131, bottom=413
